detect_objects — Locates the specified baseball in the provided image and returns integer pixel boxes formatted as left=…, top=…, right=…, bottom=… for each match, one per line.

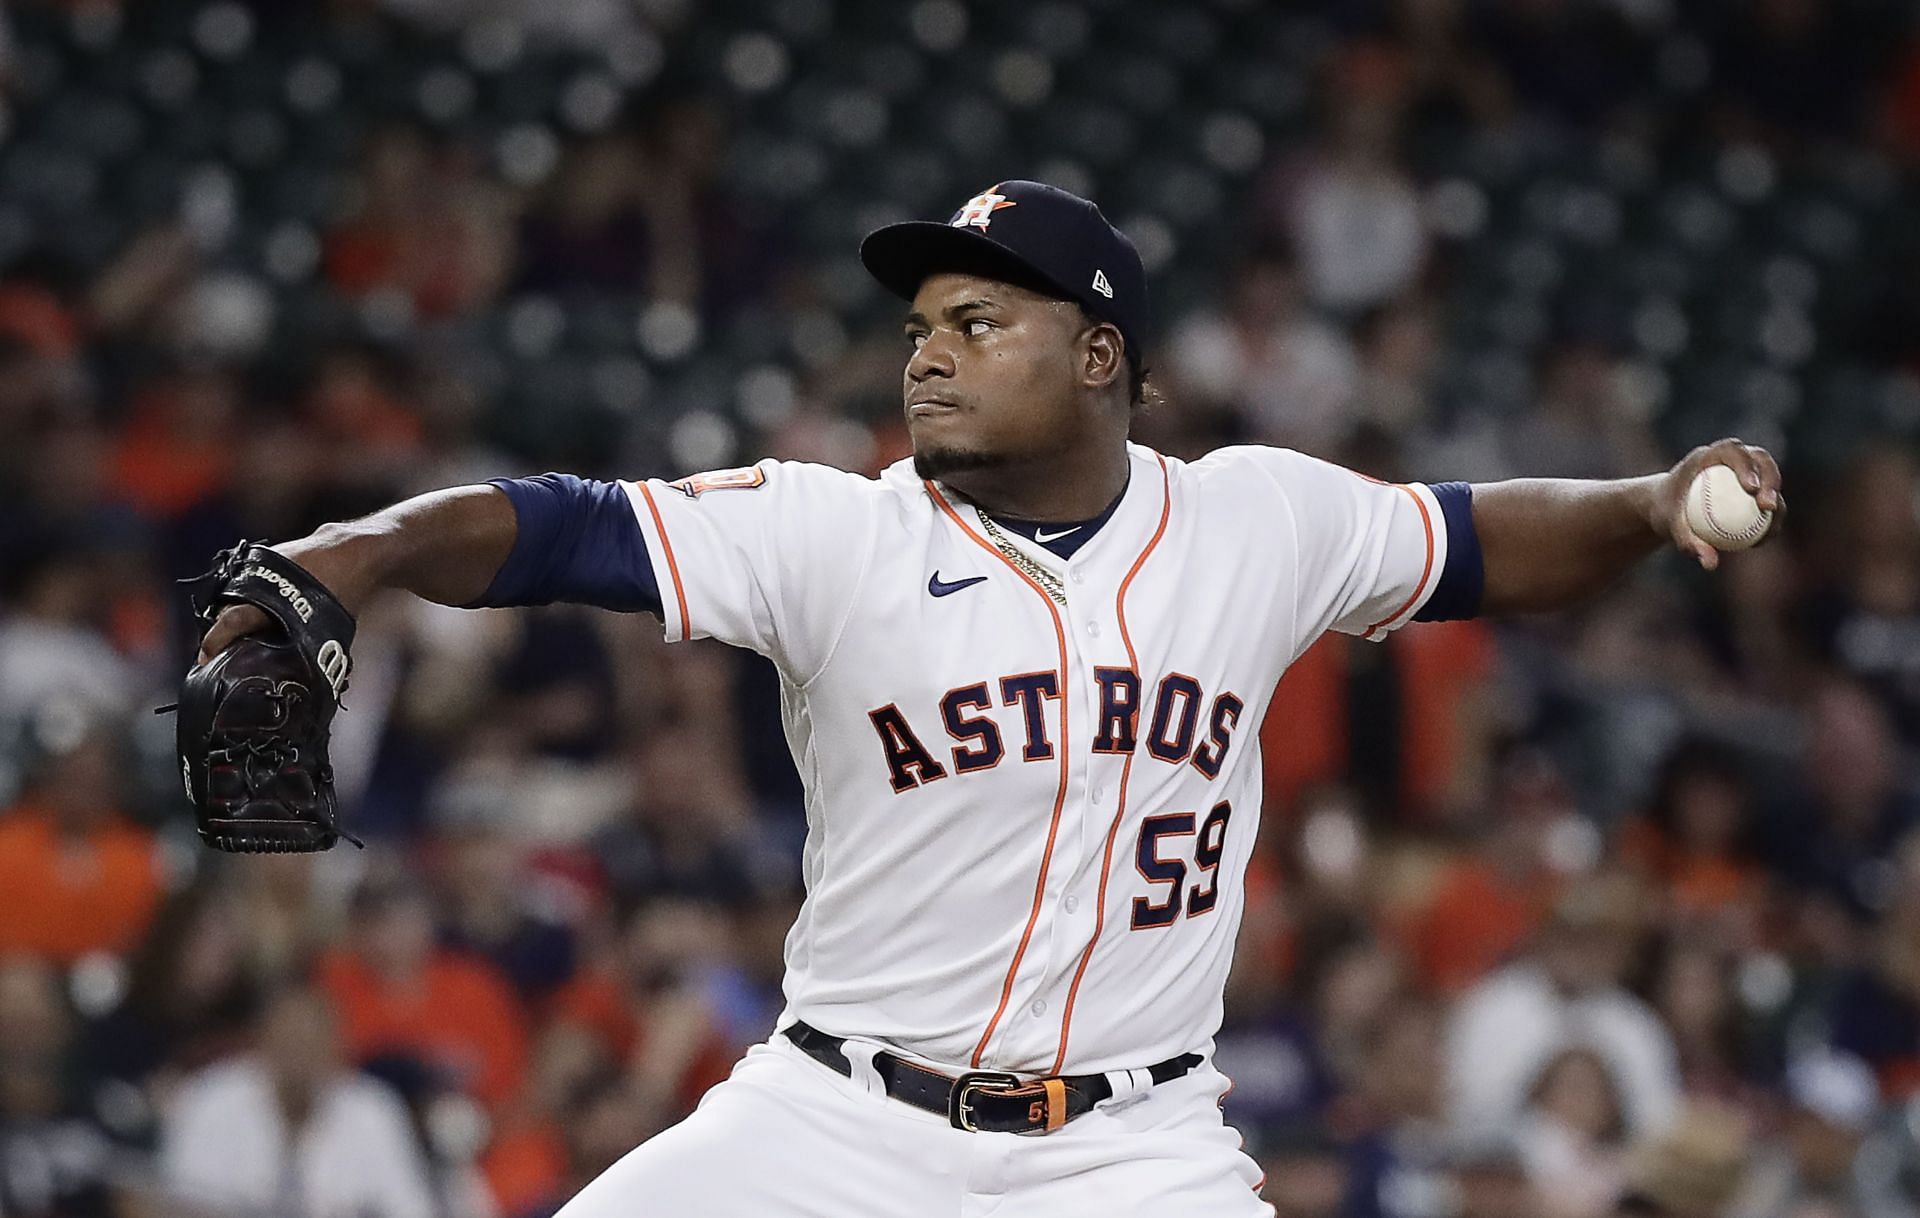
left=1684, top=464, right=1773, bottom=551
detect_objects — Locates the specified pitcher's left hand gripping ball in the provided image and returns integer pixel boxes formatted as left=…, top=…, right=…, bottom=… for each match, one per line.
left=165, top=542, right=360, bottom=852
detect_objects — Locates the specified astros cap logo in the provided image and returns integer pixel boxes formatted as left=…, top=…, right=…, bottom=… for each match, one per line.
left=951, top=188, right=1016, bottom=231
left=862, top=179, right=1149, bottom=363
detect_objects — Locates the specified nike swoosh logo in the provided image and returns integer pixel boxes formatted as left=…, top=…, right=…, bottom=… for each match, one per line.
left=1034, top=526, right=1081, bottom=543
left=928, top=572, right=988, bottom=598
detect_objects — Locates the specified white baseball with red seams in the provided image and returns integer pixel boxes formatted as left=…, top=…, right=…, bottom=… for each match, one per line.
left=562, top=441, right=1458, bottom=1217
left=1684, top=463, right=1772, bottom=551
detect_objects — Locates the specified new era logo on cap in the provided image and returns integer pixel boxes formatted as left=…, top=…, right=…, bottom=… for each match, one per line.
left=1092, top=269, right=1113, bottom=298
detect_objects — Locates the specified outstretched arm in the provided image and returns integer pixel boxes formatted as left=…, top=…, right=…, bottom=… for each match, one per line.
left=197, top=474, right=665, bottom=662
left=1473, top=438, right=1784, bottom=616
left=197, top=484, right=519, bottom=661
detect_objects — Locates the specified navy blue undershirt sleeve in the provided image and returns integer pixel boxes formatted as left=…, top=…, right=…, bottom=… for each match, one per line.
left=467, top=474, right=661, bottom=614
left=1412, top=481, right=1484, bottom=622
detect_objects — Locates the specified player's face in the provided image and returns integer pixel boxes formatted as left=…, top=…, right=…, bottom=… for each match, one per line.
left=901, top=272, right=1091, bottom=482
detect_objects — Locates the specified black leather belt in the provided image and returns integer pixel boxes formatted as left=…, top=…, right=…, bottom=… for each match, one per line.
left=782, top=1020, right=1202, bottom=1134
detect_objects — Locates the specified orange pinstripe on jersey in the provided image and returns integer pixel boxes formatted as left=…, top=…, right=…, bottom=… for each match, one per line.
left=1360, top=484, right=1434, bottom=639
left=636, top=481, right=691, bottom=638
left=1048, top=453, right=1171, bottom=1075
left=926, top=482, right=1075, bottom=1069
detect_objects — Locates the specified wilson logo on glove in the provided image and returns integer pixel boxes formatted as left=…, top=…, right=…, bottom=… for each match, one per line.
left=316, top=639, right=350, bottom=700
left=244, top=564, right=320, bottom=622
left=160, top=542, right=361, bottom=854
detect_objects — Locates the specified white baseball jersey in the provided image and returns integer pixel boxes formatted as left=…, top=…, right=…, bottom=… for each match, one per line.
left=619, top=442, right=1464, bottom=1077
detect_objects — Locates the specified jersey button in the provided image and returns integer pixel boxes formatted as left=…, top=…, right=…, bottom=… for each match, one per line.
left=1091, top=786, right=1106, bottom=803
left=1064, top=895, right=1080, bottom=913
left=1030, top=999, right=1048, bottom=1016
left=1085, top=621, right=1101, bottom=638
left=1071, top=570, right=1086, bottom=585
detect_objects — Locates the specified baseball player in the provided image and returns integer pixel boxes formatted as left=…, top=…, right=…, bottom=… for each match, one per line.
left=193, top=181, right=1783, bottom=1215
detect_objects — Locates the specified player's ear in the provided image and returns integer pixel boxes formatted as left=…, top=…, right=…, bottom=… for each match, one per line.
left=1081, top=322, right=1125, bottom=395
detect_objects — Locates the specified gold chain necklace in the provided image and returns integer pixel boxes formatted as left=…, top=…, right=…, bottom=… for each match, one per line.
left=977, top=512, right=1068, bottom=605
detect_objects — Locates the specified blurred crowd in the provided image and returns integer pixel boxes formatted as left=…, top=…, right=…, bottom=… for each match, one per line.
left=4, top=1, right=1920, bottom=1216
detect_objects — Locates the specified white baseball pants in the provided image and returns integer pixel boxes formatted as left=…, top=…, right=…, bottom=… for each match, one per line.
left=554, top=1035, right=1273, bottom=1217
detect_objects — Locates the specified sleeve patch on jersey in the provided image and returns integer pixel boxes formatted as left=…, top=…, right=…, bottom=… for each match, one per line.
left=1413, top=481, right=1484, bottom=622
left=670, top=467, right=767, bottom=499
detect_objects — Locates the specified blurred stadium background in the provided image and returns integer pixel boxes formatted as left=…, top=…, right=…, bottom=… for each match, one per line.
left=3, top=0, right=1920, bottom=1215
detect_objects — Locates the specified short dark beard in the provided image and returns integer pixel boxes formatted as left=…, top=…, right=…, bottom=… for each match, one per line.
left=912, top=444, right=1007, bottom=481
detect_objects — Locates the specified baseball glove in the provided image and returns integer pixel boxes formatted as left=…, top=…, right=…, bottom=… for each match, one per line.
left=163, top=542, right=361, bottom=853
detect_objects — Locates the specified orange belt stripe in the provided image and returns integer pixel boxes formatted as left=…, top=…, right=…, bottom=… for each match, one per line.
left=1043, top=1078, right=1068, bottom=1131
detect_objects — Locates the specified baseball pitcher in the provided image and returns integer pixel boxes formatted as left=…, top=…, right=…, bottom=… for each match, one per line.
left=178, top=181, right=1783, bottom=1216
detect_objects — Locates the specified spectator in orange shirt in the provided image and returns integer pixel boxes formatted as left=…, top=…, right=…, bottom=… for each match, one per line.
left=323, top=125, right=510, bottom=322
left=317, top=871, right=529, bottom=1111
left=107, top=368, right=240, bottom=522
left=540, top=897, right=736, bottom=1117
left=507, top=1075, right=666, bottom=1218
left=1261, top=618, right=1497, bottom=830
left=1402, top=745, right=1569, bottom=995
left=1618, top=740, right=1762, bottom=925
left=0, top=713, right=163, bottom=965
left=484, top=898, right=735, bottom=1217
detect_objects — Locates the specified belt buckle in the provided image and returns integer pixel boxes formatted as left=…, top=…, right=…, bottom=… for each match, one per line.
left=949, top=1070, right=1024, bottom=1132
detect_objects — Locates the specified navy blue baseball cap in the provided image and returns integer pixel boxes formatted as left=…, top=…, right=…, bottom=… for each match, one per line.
left=861, top=180, right=1149, bottom=363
